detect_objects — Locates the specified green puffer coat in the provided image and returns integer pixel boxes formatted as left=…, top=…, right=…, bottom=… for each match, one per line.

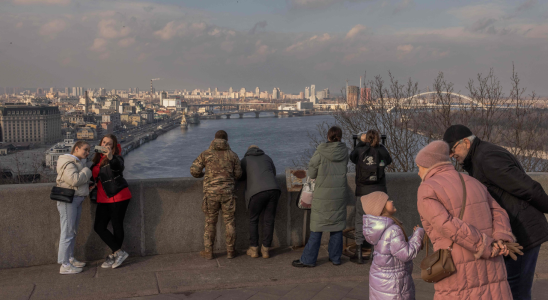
left=308, top=141, right=350, bottom=232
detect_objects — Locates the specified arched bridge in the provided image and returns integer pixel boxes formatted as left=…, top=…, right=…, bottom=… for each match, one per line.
left=402, top=91, right=483, bottom=107
left=385, top=91, right=485, bottom=113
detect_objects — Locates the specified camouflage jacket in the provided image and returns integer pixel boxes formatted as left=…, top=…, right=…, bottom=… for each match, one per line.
left=191, top=139, right=242, bottom=195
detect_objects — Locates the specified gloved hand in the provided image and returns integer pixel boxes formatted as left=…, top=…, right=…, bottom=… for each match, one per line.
left=505, top=242, right=524, bottom=261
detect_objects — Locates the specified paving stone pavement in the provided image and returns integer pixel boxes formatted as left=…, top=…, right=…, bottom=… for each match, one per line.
left=1, top=244, right=547, bottom=300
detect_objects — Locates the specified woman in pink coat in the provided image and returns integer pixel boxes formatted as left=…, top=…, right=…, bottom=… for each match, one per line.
left=415, top=141, right=514, bottom=300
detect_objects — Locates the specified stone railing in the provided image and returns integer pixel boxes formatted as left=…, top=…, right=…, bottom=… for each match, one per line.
left=1, top=173, right=547, bottom=270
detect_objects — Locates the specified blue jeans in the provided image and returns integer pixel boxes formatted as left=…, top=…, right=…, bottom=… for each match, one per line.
left=57, top=196, right=85, bottom=265
left=505, top=244, right=541, bottom=300
left=300, top=231, right=343, bottom=266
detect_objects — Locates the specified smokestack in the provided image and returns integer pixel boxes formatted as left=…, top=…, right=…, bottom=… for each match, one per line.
left=360, top=76, right=362, bottom=89
left=150, top=79, right=153, bottom=94
left=84, top=91, right=89, bottom=114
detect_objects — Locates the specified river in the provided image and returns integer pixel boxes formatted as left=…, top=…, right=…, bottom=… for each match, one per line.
left=124, top=114, right=336, bottom=179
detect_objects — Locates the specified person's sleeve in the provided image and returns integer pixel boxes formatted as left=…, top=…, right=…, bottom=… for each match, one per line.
left=109, top=155, right=125, bottom=172
left=389, top=226, right=424, bottom=263
left=63, top=163, right=92, bottom=187
left=417, top=184, right=493, bottom=259
left=307, top=150, right=321, bottom=180
left=233, top=153, right=242, bottom=180
left=487, top=191, right=516, bottom=242
left=350, top=148, right=359, bottom=164
left=239, top=157, right=247, bottom=181
left=270, top=157, right=277, bottom=175
left=190, top=153, right=206, bottom=178
left=481, top=152, right=548, bottom=213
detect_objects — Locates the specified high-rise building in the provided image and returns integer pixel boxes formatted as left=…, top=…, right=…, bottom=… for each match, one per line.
left=347, top=86, right=360, bottom=108
left=255, top=87, right=260, bottom=98
left=229, top=87, right=233, bottom=95
left=65, top=87, right=69, bottom=95
left=240, top=88, right=246, bottom=98
left=0, top=104, right=62, bottom=144
left=272, top=88, right=279, bottom=100
left=72, top=87, right=77, bottom=96
left=305, top=87, right=310, bottom=99
left=310, top=85, right=317, bottom=104
left=50, top=87, right=54, bottom=94
left=323, top=88, right=330, bottom=99
left=99, top=88, right=106, bottom=96
left=300, top=91, right=304, bottom=99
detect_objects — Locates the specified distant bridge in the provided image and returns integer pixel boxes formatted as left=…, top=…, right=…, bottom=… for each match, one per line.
left=386, top=92, right=485, bottom=113
left=201, top=110, right=302, bottom=119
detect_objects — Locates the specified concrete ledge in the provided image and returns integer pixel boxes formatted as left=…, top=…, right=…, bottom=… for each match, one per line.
left=0, top=172, right=547, bottom=269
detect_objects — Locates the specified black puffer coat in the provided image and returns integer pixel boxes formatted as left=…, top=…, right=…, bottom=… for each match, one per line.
left=350, top=142, right=392, bottom=196
left=92, top=155, right=129, bottom=199
left=462, top=138, right=548, bottom=251
left=240, top=147, right=280, bottom=209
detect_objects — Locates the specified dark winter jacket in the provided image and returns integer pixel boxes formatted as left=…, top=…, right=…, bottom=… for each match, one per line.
left=91, top=153, right=131, bottom=202
left=350, top=142, right=393, bottom=196
left=240, top=147, right=280, bottom=209
left=462, top=137, right=548, bottom=251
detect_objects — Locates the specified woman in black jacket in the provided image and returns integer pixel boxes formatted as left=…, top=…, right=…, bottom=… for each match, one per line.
left=91, top=134, right=132, bottom=269
left=349, top=129, right=392, bottom=264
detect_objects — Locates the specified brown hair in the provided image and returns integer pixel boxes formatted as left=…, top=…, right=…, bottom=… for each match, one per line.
left=364, top=129, right=380, bottom=147
left=71, top=140, right=89, bottom=154
left=327, top=126, right=342, bottom=142
left=381, top=207, right=408, bottom=242
left=215, top=130, right=228, bottom=140
left=92, top=134, right=119, bottom=167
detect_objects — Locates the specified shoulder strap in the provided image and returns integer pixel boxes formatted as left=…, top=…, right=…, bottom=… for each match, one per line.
left=457, top=173, right=467, bottom=220
left=424, top=172, right=467, bottom=255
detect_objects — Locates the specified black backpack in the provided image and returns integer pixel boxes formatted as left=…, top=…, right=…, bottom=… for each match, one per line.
left=357, top=146, right=384, bottom=185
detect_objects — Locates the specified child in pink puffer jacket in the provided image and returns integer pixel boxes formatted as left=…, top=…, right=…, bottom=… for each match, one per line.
left=362, top=192, right=424, bottom=300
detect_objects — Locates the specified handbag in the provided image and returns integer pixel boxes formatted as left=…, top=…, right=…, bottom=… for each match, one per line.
left=420, top=173, right=467, bottom=283
left=50, top=162, right=76, bottom=203
left=296, top=177, right=315, bottom=210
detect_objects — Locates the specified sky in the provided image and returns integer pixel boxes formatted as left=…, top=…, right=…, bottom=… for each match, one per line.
left=1, top=0, right=547, bottom=95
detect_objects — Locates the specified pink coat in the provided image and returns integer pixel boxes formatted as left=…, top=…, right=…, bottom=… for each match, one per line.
left=417, top=162, right=514, bottom=300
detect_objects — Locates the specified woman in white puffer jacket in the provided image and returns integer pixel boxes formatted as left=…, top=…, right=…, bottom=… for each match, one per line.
left=56, top=140, right=93, bottom=275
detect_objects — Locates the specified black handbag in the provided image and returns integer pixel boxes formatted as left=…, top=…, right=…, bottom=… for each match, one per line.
left=50, top=162, right=76, bottom=203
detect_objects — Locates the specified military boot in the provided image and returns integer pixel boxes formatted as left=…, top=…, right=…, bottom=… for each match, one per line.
left=261, top=245, right=270, bottom=259
left=246, top=246, right=259, bottom=258
left=227, top=246, right=238, bottom=259
left=200, top=247, right=214, bottom=260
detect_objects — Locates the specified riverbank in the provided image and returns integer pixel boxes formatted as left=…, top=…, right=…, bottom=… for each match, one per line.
left=120, top=122, right=179, bottom=157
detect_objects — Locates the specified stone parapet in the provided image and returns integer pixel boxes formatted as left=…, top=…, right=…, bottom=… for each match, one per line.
left=1, top=173, right=547, bottom=269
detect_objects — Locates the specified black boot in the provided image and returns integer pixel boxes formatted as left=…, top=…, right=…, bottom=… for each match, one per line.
left=357, top=244, right=364, bottom=264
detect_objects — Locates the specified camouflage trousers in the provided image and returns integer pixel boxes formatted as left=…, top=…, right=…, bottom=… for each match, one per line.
left=202, top=193, right=236, bottom=249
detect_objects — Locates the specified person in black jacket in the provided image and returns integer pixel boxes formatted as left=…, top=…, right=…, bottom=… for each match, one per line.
left=240, top=145, right=281, bottom=259
left=349, top=129, right=392, bottom=264
left=444, top=124, right=548, bottom=300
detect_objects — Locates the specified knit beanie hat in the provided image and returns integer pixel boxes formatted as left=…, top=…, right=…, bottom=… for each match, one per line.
left=415, top=140, right=450, bottom=168
left=361, top=191, right=389, bottom=217
left=443, top=125, right=473, bottom=149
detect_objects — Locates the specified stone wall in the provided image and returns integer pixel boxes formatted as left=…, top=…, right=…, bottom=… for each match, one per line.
left=1, top=173, right=547, bottom=269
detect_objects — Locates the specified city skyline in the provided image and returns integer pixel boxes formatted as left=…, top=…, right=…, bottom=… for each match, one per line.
left=1, top=1, right=548, bottom=95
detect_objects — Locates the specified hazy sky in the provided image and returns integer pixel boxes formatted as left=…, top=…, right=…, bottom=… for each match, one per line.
left=1, top=0, right=547, bottom=95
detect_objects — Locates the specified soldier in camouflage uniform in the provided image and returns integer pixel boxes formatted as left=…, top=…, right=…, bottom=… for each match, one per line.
left=191, top=130, right=242, bottom=259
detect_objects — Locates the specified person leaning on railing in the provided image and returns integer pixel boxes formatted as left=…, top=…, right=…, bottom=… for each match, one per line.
left=91, top=134, right=132, bottom=270
left=56, top=140, right=93, bottom=275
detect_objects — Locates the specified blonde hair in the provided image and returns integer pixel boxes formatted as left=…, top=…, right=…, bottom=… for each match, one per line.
left=71, top=140, right=89, bottom=154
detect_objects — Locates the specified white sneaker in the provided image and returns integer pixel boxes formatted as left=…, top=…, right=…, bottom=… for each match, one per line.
left=60, top=264, right=83, bottom=275
left=112, top=250, right=129, bottom=269
left=101, top=254, right=115, bottom=268
left=69, top=257, right=86, bottom=268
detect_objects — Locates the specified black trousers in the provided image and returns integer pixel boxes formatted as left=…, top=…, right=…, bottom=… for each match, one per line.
left=249, top=190, right=280, bottom=247
left=94, top=200, right=130, bottom=253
